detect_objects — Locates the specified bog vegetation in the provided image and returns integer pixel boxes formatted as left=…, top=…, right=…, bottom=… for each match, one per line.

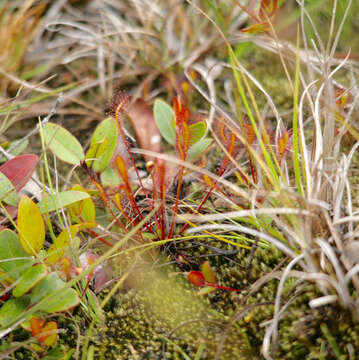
left=0, top=0, right=358, bottom=359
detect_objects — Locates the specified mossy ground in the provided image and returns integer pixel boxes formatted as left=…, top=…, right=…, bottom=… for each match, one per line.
left=43, top=243, right=358, bottom=360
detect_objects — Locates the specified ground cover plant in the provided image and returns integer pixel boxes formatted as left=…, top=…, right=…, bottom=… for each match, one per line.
left=0, top=0, right=359, bottom=359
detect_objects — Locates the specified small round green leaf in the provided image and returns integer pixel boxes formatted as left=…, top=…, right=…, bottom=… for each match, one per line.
left=13, top=263, right=47, bottom=298
left=42, top=123, right=84, bottom=165
left=154, top=99, right=175, bottom=145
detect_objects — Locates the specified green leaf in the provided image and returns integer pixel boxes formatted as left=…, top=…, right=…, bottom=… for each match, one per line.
left=0, top=172, right=19, bottom=206
left=85, top=117, right=118, bottom=172
left=31, top=272, right=65, bottom=304
left=40, top=288, right=80, bottom=313
left=201, top=261, right=216, bottom=283
left=188, top=121, right=206, bottom=146
left=38, top=190, right=90, bottom=213
left=68, top=185, right=96, bottom=223
left=0, top=229, right=31, bottom=280
left=188, top=138, right=212, bottom=160
left=17, top=196, right=45, bottom=256
left=46, top=225, right=81, bottom=264
left=0, top=296, right=30, bottom=327
left=13, top=264, right=47, bottom=298
left=41, top=347, right=73, bottom=360
left=154, top=99, right=175, bottom=145
left=42, top=123, right=84, bottom=165
left=100, top=166, right=121, bottom=187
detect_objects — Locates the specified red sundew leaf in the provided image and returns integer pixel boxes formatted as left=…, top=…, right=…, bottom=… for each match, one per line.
left=335, top=89, right=350, bottom=110
left=108, top=89, right=130, bottom=121
left=243, top=123, right=256, bottom=145
left=0, top=154, right=38, bottom=191
left=277, top=129, right=292, bottom=163
left=127, top=99, right=162, bottom=162
left=187, top=271, right=206, bottom=287
left=259, top=0, right=278, bottom=21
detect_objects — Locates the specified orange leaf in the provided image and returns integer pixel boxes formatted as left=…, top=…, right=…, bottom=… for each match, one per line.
left=30, top=317, right=58, bottom=346
left=187, top=271, right=205, bottom=287
left=115, top=155, right=129, bottom=184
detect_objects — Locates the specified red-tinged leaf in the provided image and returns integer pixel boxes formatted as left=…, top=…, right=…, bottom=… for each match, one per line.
left=127, top=99, right=162, bottom=162
left=259, top=0, right=278, bottom=21
left=0, top=154, right=38, bottom=191
left=201, top=261, right=216, bottom=284
left=241, top=21, right=270, bottom=34
left=187, top=271, right=205, bottom=287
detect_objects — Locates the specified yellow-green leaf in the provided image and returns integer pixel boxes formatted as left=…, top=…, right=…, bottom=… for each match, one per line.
left=18, top=196, right=45, bottom=256
left=188, top=122, right=206, bottom=146
left=68, top=185, right=96, bottom=223
left=86, top=117, right=118, bottom=172
left=201, top=261, right=216, bottom=284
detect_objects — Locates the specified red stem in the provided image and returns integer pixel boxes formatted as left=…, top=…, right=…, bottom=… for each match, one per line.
left=205, top=282, right=241, bottom=293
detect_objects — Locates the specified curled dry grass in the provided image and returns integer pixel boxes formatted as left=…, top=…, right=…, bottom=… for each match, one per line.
left=174, top=0, right=359, bottom=358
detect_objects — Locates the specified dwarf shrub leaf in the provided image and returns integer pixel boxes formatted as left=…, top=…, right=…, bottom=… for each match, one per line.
left=38, top=190, right=90, bottom=213
left=0, top=296, right=30, bottom=327
left=0, top=229, right=31, bottom=280
left=42, top=123, right=84, bottom=165
left=85, top=117, right=118, bottom=172
left=13, top=263, right=47, bottom=298
left=154, top=99, right=175, bottom=145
